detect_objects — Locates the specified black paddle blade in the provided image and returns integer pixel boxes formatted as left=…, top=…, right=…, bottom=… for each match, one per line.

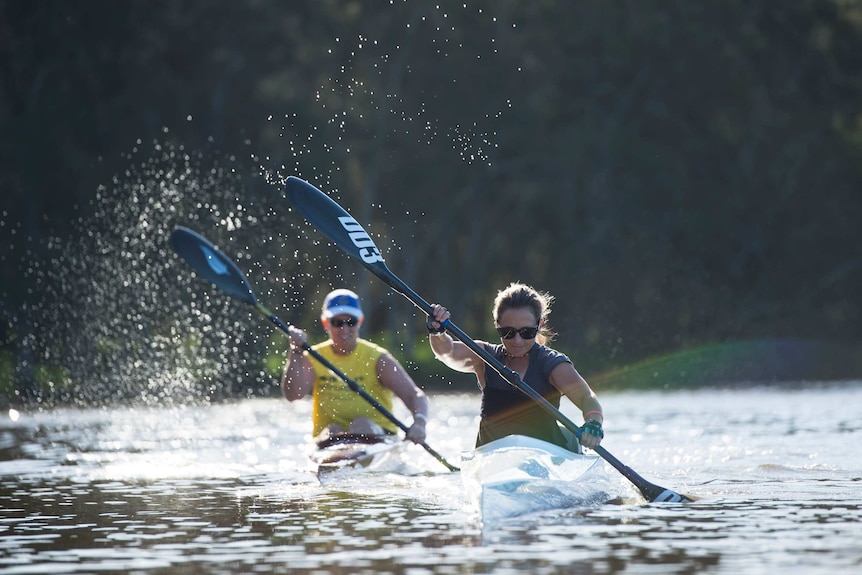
left=638, top=477, right=693, bottom=503
left=653, top=490, right=693, bottom=503
left=170, top=226, right=257, bottom=306
left=284, top=176, right=388, bottom=268
left=284, top=176, right=432, bottom=311
left=593, top=445, right=694, bottom=503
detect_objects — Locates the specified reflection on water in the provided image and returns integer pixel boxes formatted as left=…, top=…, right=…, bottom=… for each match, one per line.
left=1, top=385, right=861, bottom=574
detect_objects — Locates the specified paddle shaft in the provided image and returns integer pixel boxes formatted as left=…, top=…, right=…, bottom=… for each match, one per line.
left=255, top=303, right=460, bottom=472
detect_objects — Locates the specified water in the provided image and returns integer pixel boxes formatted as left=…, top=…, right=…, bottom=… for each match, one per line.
left=1, top=383, right=860, bottom=574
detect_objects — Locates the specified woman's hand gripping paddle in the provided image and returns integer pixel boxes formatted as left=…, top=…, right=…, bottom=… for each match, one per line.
left=283, top=176, right=692, bottom=503
left=169, top=226, right=460, bottom=472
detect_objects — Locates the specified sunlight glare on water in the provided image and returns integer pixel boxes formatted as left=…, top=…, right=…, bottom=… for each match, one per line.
left=1, top=385, right=861, bottom=574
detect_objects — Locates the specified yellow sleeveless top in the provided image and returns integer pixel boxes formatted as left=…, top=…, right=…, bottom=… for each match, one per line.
left=309, top=338, right=397, bottom=435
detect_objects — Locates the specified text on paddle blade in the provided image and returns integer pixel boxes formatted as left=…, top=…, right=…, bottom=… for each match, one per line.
left=338, top=216, right=384, bottom=264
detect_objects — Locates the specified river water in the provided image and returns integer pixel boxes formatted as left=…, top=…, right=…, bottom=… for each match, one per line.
left=1, top=383, right=860, bottom=574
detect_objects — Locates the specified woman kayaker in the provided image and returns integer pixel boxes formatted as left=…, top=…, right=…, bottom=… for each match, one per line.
left=281, top=288, right=430, bottom=446
left=427, top=282, right=604, bottom=451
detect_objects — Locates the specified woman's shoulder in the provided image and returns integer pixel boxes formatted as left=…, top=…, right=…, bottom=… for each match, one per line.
left=535, top=344, right=572, bottom=366
left=480, top=341, right=504, bottom=356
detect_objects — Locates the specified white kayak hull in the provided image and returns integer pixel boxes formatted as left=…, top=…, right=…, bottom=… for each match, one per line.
left=460, top=435, right=617, bottom=522
left=310, top=433, right=404, bottom=477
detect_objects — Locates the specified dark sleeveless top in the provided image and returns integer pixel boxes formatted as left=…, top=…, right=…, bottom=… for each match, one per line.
left=476, top=342, right=572, bottom=448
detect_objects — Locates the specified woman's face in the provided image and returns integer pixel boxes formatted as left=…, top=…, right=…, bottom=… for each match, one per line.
left=496, top=307, right=539, bottom=356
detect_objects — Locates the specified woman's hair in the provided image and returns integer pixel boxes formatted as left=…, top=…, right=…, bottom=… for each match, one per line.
left=492, top=282, right=556, bottom=344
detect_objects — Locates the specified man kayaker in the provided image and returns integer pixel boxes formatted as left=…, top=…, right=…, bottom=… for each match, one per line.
left=426, top=282, right=605, bottom=452
left=281, top=288, right=430, bottom=445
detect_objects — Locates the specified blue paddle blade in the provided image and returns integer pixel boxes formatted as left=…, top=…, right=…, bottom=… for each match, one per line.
left=170, top=226, right=257, bottom=306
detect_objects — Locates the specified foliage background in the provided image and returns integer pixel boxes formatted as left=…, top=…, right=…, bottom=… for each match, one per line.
left=1, top=1, right=860, bottom=405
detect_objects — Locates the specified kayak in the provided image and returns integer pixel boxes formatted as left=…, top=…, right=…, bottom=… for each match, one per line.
left=310, top=433, right=405, bottom=477
left=460, top=435, right=617, bottom=522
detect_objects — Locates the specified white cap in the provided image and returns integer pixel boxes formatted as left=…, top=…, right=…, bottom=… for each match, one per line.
left=321, top=289, right=364, bottom=321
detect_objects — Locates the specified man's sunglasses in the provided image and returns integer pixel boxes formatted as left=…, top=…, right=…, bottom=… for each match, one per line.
left=495, top=325, right=540, bottom=340
left=330, top=317, right=359, bottom=328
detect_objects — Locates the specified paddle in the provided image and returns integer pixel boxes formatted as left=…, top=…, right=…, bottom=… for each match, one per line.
left=283, top=176, right=692, bottom=503
left=169, top=225, right=460, bottom=472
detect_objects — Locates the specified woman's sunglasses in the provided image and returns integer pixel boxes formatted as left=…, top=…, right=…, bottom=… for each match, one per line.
left=496, top=325, right=539, bottom=340
left=330, top=317, right=359, bottom=328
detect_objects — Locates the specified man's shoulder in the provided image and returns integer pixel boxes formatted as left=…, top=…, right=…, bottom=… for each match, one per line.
left=356, top=338, right=389, bottom=357
left=311, top=339, right=334, bottom=352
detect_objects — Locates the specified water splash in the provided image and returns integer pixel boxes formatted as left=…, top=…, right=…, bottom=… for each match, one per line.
left=12, top=3, right=525, bottom=408
left=21, top=139, right=298, bottom=407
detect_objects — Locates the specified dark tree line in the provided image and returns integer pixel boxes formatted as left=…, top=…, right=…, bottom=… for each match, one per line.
left=2, top=1, right=861, bottom=403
